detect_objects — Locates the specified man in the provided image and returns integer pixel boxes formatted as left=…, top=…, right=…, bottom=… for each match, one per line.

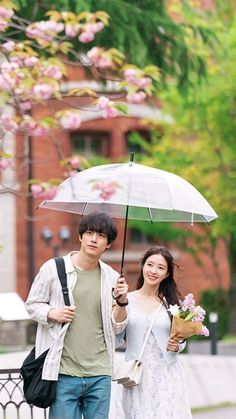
left=26, top=212, right=128, bottom=419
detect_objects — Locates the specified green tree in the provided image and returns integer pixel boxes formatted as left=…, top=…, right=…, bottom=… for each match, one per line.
left=132, top=6, right=236, bottom=331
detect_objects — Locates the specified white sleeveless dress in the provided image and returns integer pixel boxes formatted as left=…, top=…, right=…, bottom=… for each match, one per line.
left=119, top=299, right=192, bottom=419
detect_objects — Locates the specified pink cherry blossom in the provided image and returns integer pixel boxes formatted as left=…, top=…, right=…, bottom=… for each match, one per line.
left=124, top=69, right=152, bottom=89
left=124, top=68, right=138, bottom=83
left=78, top=31, right=94, bottom=43
left=2, top=40, right=15, bottom=51
left=31, top=184, right=43, bottom=198
left=26, top=21, right=64, bottom=42
left=20, top=117, right=37, bottom=132
left=98, top=57, right=113, bottom=69
left=0, top=72, right=17, bottom=89
left=0, top=6, right=14, bottom=19
left=19, top=101, right=33, bottom=111
left=69, top=156, right=80, bottom=169
left=59, top=111, right=81, bottom=130
left=24, top=57, right=39, bottom=67
left=26, top=27, right=42, bottom=39
left=103, top=107, right=119, bottom=118
left=31, top=184, right=58, bottom=200
left=33, top=83, right=54, bottom=100
left=1, top=61, right=19, bottom=71
left=87, top=48, right=113, bottom=69
left=126, top=91, right=147, bottom=104
left=63, top=169, right=78, bottom=179
left=65, top=24, right=79, bottom=37
left=31, top=126, right=48, bottom=137
left=43, top=65, right=62, bottom=80
left=0, top=158, right=12, bottom=170
left=10, top=56, right=22, bottom=64
left=88, top=22, right=104, bottom=34
left=97, top=96, right=119, bottom=118
left=135, top=77, right=152, bottom=89
left=97, top=96, right=110, bottom=110
left=0, top=20, right=8, bottom=31
left=44, top=188, right=58, bottom=200
left=87, top=47, right=99, bottom=60
left=0, top=75, right=10, bottom=90
left=0, top=114, right=18, bottom=131
left=20, top=117, right=47, bottom=136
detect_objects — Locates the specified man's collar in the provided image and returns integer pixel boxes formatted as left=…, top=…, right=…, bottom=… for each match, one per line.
left=63, top=251, right=107, bottom=274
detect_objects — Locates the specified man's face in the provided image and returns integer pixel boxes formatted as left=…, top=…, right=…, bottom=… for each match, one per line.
left=79, top=229, right=111, bottom=258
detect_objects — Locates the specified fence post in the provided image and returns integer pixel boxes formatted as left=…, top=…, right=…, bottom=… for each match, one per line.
left=209, top=312, right=218, bottom=355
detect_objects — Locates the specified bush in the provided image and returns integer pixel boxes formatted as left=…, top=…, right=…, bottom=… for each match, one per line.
left=199, top=288, right=230, bottom=340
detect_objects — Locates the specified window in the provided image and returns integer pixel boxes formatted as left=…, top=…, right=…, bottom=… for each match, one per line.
left=129, top=227, right=149, bottom=245
left=71, top=132, right=110, bottom=159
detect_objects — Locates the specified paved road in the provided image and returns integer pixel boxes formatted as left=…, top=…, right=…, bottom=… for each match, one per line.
left=193, top=406, right=236, bottom=419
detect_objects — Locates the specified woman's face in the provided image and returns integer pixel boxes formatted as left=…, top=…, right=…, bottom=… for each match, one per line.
left=142, top=253, right=168, bottom=289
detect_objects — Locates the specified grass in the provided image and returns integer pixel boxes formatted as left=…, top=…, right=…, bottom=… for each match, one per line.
left=191, top=402, right=236, bottom=413
left=222, top=335, right=236, bottom=342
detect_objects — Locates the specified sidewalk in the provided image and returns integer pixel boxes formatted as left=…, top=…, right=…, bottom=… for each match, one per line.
left=0, top=350, right=236, bottom=419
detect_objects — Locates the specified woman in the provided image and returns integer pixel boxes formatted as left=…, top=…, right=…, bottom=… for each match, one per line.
left=115, top=246, right=192, bottom=419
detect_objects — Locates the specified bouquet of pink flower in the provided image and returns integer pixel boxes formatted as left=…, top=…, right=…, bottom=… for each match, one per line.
left=168, top=293, right=209, bottom=341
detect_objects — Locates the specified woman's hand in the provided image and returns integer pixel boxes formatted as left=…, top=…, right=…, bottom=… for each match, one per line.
left=47, top=306, right=76, bottom=323
left=167, top=337, right=179, bottom=352
left=114, top=276, right=129, bottom=304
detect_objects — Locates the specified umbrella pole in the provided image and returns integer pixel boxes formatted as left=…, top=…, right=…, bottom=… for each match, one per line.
left=120, top=152, right=134, bottom=276
left=120, top=205, right=129, bottom=277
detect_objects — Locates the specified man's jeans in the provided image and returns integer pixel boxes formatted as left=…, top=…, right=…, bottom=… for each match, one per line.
left=49, top=374, right=111, bottom=419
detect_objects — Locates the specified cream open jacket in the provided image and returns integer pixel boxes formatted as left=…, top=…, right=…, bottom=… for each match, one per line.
left=25, top=252, right=127, bottom=381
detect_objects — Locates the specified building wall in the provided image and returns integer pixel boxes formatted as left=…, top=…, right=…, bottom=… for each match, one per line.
left=0, top=128, right=16, bottom=293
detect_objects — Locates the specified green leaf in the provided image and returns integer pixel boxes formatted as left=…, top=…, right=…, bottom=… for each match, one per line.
left=114, top=102, right=128, bottom=114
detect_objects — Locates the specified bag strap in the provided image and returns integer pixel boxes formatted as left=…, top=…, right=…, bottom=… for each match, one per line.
left=137, top=303, right=162, bottom=361
left=54, top=257, right=70, bottom=306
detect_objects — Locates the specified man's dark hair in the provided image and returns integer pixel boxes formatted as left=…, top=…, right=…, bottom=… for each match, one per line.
left=79, top=212, right=117, bottom=244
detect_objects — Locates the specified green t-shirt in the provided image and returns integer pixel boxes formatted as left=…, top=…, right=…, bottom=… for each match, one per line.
left=59, top=266, right=111, bottom=377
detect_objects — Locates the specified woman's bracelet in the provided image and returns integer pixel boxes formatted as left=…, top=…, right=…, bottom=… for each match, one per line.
left=116, top=298, right=129, bottom=307
left=112, top=287, right=128, bottom=306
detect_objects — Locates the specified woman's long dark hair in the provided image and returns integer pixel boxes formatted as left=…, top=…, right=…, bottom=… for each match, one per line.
left=136, top=246, right=182, bottom=307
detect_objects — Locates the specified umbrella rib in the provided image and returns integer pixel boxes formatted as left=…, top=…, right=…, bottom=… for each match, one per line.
left=141, top=179, right=154, bottom=223
left=202, top=214, right=210, bottom=225
left=81, top=203, right=88, bottom=216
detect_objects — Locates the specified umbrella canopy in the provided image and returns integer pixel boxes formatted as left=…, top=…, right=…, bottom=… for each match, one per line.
left=40, top=161, right=218, bottom=223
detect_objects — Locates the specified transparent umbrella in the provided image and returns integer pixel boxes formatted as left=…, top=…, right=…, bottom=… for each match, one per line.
left=40, top=155, right=218, bottom=274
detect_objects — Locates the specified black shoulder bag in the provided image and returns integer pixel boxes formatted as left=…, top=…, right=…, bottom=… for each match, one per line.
left=20, top=257, right=70, bottom=408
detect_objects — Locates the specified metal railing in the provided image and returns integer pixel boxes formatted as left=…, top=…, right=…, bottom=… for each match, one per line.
left=0, top=368, right=47, bottom=419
